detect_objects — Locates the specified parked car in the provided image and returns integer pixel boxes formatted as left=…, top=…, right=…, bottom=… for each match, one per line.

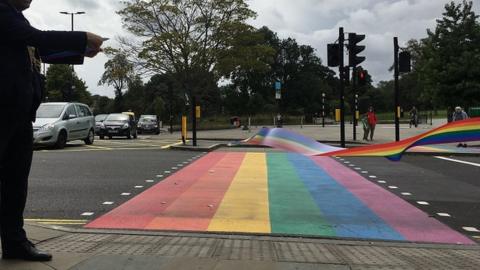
left=33, top=102, right=95, bottom=149
left=94, top=114, right=108, bottom=135
left=98, top=113, right=138, bottom=139
left=137, top=115, right=160, bottom=134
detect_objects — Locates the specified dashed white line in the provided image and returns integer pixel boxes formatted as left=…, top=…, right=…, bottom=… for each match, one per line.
left=377, top=180, right=387, bottom=184
left=164, top=171, right=171, bottom=174
left=368, top=175, right=377, bottom=179
left=361, top=171, right=368, bottom=174
left=344, top=161, right=350, bottom=164
left=417, top=201, right=430, bottom=205
left=134, top=186, right=144, bottom=189
left=121, top=193, right=131, bottom=196
left=437, top=213, right=451, bottom=217
left=388, top=186, right=398, bottom=189
left=156, top=175, right=164, bottom=178
left=145, top=180, right=154, bottom=183
left=434, top=156, right=480, bottom=167
left=348, top=164, right=355, bottom=167
left=354, top=168, right=361, bottom=170
left=171, top=167, right=178, bottom=170
left=401, top=192, right=412, bottom=196
left=81, top=212, right=94, bottom=216
left=102, top=202, right=114, bottom=205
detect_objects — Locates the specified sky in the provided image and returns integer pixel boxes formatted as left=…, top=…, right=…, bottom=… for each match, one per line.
left=24, top=0, right=479, bottom=98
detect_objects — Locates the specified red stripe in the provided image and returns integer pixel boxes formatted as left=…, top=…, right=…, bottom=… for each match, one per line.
left=85, top=152, right=227, bottom=229
left=145, top=152, right=245, bottom=231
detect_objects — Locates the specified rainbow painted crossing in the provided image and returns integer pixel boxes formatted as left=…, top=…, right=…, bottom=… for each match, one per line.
left=86, top=152, right=474, bottom=244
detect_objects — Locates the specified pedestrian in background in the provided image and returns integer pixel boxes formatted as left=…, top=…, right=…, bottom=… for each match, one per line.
left=367, top=106, right=377, bottom=141
left=0, top=0, right=104, bottom=262
left=361, top=114, right=370, bottom=141
left=452, top=106, right=469, bottom=147
left=409, top=106, right=418, bottom=128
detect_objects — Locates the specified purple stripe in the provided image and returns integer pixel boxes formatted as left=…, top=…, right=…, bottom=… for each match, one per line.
left=311, top=156, right=475, bottom=245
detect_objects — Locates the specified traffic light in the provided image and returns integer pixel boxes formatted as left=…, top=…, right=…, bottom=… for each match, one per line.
left=348, top=33, right=366, bottom=67
left=358, top=69, right=368, bottom=86
left=399, top=51, right=411, bottom=73
left=327, top=43, right=339, bottom=67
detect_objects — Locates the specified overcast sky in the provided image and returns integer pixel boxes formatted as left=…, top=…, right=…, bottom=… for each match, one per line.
left=25, top=0, right=479, bottom=98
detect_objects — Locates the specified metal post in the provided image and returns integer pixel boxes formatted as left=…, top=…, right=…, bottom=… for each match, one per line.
left=352, top=66, right=357, bottom=141
left=339, top=27, right=346, bottom=148
left=394, top=37, right=400, bottom=141
left=192, top=95, right=197, bottom=146
left=322, top=92, right=325, bottom=128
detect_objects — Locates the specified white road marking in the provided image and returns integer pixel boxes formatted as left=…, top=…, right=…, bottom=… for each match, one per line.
left=434, top=156, right=480, bottom=167
left=102, top=202, right=114, bottom=205
left=361, top=171, right=368, bottom=174
left=134, top=186, right=144, bottom=189
left=156, top=175, right=164, bottom=178
left=462, top=227, right=480, bottom=232
left=177, top=164, right=184, bottom=167
left=172, top=167, right=178, bottom=170
left=165, top=171, right=171, bottom=174
left=354, top=168, right=361, bottom=170
left=417, top=201, right=430, bottom=205
left=369, top=175, right=377, bottom=179
left=401, top=192, right=412, bottom=196
left=146, top=180, right=154, bottom=183
left=81, top=212, right=94, bottom=216
left=348, top=164, right=355, bottom=167
left=121, top=193, right=131, bottom=196
left=377, top=180, right=387, bottom=184
left=344, top=161, right=350, bottom=164
left=388, top=186, right=398, bottom=189
left=437, top=213, right=451, bottom=217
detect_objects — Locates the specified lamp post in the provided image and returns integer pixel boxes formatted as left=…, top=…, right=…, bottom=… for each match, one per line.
left=60, top=11, right=84, bottom=102
left=59, top=11, right=85, bottom=31
left=322, top=92, right=326, bottom=128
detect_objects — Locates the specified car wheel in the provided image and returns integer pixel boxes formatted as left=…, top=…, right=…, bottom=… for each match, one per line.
left=155, top=130, right=160, bottom=135
left=84, top=129, right=94, bottom=145
left=100, top=135, right=104, bottom=140
left=54, top=130, right=67, bottom=149
left=108, top=135, right=113, bottom=139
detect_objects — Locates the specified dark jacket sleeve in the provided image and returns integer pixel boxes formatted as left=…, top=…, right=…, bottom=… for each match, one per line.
left=0, top=3, right=87, bottom=52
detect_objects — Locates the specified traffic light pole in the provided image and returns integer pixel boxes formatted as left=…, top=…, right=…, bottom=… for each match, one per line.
left=339, top=27, right=346, bottom=148
left=352, top=66, right=357, bottom=141
left=394, top=37, right=400, bottom=142
left=192, top=95, right=197, bottom=146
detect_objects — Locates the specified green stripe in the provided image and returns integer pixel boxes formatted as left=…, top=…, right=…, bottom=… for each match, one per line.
left=267, top=153, right=335, bottom=236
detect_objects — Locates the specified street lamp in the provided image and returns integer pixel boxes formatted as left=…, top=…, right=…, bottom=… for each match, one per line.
left=60, top=11, right=84, bottom=101
left=59, top=11, right=85, bottom=31
left=322, top=92, right=326, bottom=128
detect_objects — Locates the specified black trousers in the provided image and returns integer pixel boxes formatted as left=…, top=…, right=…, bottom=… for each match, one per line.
left=0, top=116, right=33, bottom=248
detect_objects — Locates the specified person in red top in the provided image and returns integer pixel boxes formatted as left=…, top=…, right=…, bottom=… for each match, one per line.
left=366, top=106, right=377, bottom=141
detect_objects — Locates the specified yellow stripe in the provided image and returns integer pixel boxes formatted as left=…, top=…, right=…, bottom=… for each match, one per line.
left=25, top=219, right=88, bottom=222
left=207, top=153, right=270, bottom=233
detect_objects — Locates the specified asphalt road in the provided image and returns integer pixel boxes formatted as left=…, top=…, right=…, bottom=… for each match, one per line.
left=26, top=139, right=204, bottom=225
left=340, top=155, right=480, bottom=242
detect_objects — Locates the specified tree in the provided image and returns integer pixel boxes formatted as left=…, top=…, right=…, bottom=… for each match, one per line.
left=45, top=64, right=92, bottom=104
left=418, top=0, right=480, bottom=109
left=99, top=49, right=135, bottom=111
left=116, top=0, right=260, bottom=99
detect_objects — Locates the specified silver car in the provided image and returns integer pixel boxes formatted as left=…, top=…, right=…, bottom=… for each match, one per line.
left=33, top=102, right=95, bottom=149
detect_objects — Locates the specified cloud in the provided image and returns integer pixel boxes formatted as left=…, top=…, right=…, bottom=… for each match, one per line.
left=23, top=0, right=480, bottom=97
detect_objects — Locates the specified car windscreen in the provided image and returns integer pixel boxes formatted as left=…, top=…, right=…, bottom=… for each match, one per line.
left=139, top=116, right=156, bottom=122
left=106, top=114, right=129, bottom=121
left=95, top=114, right=108, bottom=121
left=36, top=104, right=65, bottom=118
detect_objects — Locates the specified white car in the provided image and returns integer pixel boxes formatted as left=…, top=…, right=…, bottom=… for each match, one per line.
left=33, top=102, right=95, bottom=149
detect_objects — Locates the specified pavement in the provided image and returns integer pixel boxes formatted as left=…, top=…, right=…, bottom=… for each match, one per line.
left=2, top=120, right=480, bottom=269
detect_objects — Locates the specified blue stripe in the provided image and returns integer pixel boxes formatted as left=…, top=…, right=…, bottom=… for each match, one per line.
left=287, top=153, right=405, bottom=241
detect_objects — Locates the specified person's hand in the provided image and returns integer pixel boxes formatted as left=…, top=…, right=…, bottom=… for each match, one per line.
left=85, top=32, right=104, bottom=57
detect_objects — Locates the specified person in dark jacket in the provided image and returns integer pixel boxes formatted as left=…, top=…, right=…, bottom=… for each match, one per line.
left=0, top=0, right=104, bottom=261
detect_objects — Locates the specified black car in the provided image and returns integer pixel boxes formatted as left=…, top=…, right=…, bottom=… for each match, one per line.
left=137, top=115, right=160, bottom=135
left=99, top=113, right=138, bottom=139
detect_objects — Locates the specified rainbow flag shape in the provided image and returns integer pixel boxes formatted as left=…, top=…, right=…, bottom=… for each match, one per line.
left=86, top=152, right=474, bottom=244
left=244, top=118, right=480, bottom=161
